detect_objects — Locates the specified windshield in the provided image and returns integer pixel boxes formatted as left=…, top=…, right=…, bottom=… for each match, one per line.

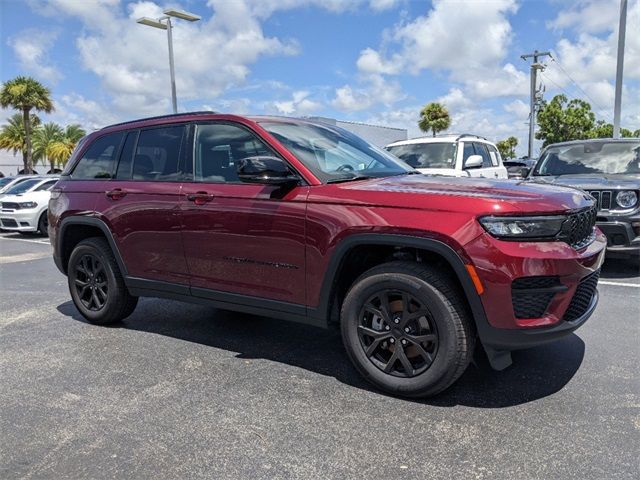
left=0, top=177, right=14, bottom=189
left=5, top=178, right=40, bottom=194
left=386, top=142, right=457, bottom=169
left=534, top=141, right=640, bottom=176
left=260, top=121, right=412, bottom=183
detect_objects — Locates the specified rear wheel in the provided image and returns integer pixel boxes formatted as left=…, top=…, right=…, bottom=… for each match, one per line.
left=68, top=237, right=138, bottom=325
left=341, top=261, right=475, bottom=398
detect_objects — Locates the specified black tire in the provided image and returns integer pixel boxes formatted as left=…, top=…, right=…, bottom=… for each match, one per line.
left=68, top=237, right=138, bottom=325
left=37, top=211, right=48, bottom=236
left=341, top=261, right=475, bottom=398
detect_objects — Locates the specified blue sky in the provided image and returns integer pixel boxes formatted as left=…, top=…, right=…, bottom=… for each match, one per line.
left=1, top=0, right=639, bottom=157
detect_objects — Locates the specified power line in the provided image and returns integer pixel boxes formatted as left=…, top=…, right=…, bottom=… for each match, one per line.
left=548, top=54, right=613, bottom=120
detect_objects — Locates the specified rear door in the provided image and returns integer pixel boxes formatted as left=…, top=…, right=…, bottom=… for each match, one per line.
left=486, top=144, right=509, bottom=179
left=93, top=125, right=190, bottom=286
left=180, top=121, right=307, bottom=306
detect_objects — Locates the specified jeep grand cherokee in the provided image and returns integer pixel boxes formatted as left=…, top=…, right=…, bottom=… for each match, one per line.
left=49, top=112, right=605, bottom=398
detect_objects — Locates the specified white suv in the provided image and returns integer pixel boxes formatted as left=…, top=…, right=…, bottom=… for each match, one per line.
left=0, top=176, right=59, bottom=235
left=386, top=134, right=509, bottom=179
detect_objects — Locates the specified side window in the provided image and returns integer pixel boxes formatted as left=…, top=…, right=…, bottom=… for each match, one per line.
left=34, top=180, right=57, bottom=191
left=194, top=123, right=274, bottom=183
left=132, top=126, right=185, bottom=181
left=115, top=131, right=138, bottom=180
left=462, top=142, right=475, bottom=165
left=72, top=132, right=124, bottom=179
left=474, top=143, right=493, bottom=168
left=487, top=145, right=501, bottom=166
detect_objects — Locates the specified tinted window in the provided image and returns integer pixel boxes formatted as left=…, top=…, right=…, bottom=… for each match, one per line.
left=260, top=121, right=411, bottom=183
left=72, top=132, right=124, bottom=179
left=194, top=123, right=273, bottom=183
left=474, top=143, right=493, bottom=168
left=386, top=143, right=456, bottom=169
left=34, top=180, right=57, bottom=191
left=132, top=126, right=184, bottom=181
left=462, top=142, right=475, bottom=165
left=5, top=178, right=40, bottom=194
left=534, top=141, right=640, bottom=176
left=487, top=145, right=501, bottom=166
left=115, top=131, right=138, bottom=180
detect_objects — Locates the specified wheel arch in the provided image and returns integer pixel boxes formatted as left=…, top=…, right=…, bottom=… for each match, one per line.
left=56, top=216, right=127, bottom=276
left=312, top=234, right=490, bottom=335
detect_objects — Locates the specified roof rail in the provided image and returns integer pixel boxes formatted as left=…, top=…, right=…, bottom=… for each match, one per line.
left=454, top=133, right=487, bottom=141
left=101, top=110, right=217, bottom=130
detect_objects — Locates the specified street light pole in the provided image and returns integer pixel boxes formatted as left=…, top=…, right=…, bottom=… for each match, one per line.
left=613, top=0, right=627, bottom=139
left=165, top=17, right=177, bottom=114
left=137, top=9, right=200, bottom=114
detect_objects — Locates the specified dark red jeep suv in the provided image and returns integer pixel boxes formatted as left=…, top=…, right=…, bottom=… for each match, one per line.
left=49, top=112, right=606, bottom=397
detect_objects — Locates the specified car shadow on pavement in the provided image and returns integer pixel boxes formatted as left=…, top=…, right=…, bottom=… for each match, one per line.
left=601, top=257, right=640, bottom=279
left=57, top=299, right=585, bottom=409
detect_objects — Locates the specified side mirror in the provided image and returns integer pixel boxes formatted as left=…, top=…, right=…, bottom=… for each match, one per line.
left=236, top=156, right=299, bottom=186
left=464, top=155, right=483, bottom=169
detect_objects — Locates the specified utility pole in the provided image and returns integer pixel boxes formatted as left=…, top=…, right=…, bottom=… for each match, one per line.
left=521, top=50, right=550, bottom=158
left=613, top=0, right=627, bottom=138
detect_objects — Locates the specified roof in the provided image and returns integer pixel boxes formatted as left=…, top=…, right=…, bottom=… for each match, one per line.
left=544, top=137, right=640, bottom=148
left=386, top=133, right=494, bottom=147
left=101, top=111, right=218, bottom=130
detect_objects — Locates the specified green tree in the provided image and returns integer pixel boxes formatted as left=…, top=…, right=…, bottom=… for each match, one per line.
left=0, top=76, right=54, bottom=174
left=0, top=113, right=42, bottom=167
left=418, top=102, right=451, bottom=137
left=588, top=120, right=634, bottom=139
left=33, top=122, right=64, bottom=173
left=48, top=124, right=86, bottom=168
left=496, top=136, right=518, bottom=159
left=535, top=94, right=595, bottom=147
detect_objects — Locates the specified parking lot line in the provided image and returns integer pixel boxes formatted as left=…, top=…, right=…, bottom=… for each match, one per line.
left=0, top=235, right=50, bottom=246
left=598, top=280, right=640, bottom=288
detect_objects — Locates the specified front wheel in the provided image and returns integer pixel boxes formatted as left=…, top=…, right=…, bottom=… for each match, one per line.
left=68, top=237, right=138, bottom=325
left=37, top=211, right=48, bottom=236
left=341, top=261, right=475, bottom=398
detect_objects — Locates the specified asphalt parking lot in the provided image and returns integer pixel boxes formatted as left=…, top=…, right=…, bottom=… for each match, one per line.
left=0, top=232, right=638, bottom=479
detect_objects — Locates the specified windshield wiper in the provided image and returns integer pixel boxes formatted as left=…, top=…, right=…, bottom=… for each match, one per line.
left=326, top=175, right=372, bottom=184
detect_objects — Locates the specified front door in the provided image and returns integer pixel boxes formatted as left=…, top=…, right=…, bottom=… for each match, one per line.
left=180, top=122, right=308, bottom=306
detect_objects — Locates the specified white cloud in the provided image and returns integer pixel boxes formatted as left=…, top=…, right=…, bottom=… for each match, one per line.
left=503, top=99, right=530, bottom=120
left=7, top=29, right=62, bottom=82
left=547, top=0, right=620, bottom=34
left=331, top=74, right=404, bottom=112
left=355, top=0, right=518, bottom=78
left=272, top=90, right=322, bottom=115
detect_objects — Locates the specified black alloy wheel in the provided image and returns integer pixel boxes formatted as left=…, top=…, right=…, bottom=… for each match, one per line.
left=73, top=254, right=108, bottom=311
left=358, top=290, right=438, bottom=378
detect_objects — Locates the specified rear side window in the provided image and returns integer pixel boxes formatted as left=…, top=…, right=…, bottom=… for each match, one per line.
left=131, top=126, right=185, bottom=181
left=72, top=132, right=124, bottom=179
left=487, top=145, right=501, bottom=166
left=34, top=180, right=58, bottom=191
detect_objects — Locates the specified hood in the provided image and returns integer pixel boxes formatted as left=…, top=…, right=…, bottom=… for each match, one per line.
left=530, top=173, right=640, bottom=190
left=0, top=191, right=51, bottom=204
left=416, top=167, right=464, bottom=177
left=310, top=174, right=595, bottom=215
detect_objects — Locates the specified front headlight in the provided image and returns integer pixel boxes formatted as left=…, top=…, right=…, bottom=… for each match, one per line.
left=479, top=215, right=566, bottom=239
left=18, top=201, right=38, bottom=209
left=616, top=190, right=638, bottom=209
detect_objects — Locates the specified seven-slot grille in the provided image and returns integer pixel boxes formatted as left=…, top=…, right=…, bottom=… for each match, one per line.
left=565, top=207, right=597, bottom=249
left=588, top=190, right=613, bottom=210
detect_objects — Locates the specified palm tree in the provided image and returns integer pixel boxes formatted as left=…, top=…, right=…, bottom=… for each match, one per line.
left=48, top=124, right=86, bottom=169
left=418, top=102, right=451, bottom=137
left=0, top=76, right=54, bottom=174
left=0, top=113, right=42, bottom=166
left=33, top=122, right=64, bottom=173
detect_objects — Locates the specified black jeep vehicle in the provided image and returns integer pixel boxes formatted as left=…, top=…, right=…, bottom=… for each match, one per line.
left=529, top=138, right=640, bottom=257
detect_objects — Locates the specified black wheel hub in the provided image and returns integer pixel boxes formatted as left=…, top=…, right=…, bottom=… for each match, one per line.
left=357, top=290, right=439, bottom=378
left=73, top=254, right=108, bottom=311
